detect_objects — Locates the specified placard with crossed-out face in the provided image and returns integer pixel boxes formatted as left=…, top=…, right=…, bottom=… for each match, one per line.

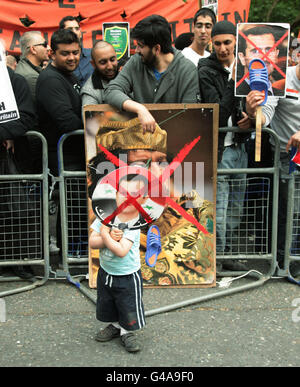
left=235, top=23, right=290, bottom=98
left=84, top=104, right=218, bottom=288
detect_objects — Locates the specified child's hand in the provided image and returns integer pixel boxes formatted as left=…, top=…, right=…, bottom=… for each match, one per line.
left=110, top=228, right=124, bottom=242
left=100, top=224, right=110, bottom=235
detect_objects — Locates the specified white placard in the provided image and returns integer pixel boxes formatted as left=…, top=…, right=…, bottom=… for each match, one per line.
left=0, top=41, right=19, bottom=123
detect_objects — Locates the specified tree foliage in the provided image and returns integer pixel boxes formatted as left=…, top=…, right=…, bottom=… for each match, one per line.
left=248, top=0, right=300, bottom=35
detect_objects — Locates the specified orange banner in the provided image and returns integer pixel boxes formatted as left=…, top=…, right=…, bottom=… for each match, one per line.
left=218, top=0, right=251, bottom=24
left=0, top=0, right=250, bottom=55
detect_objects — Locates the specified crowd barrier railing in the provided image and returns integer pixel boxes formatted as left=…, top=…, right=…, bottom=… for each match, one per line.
left=1, top=126, right=296, bottom=312
left=57, top=127, right=282, bottom=282
left=0, top=131, right=50, bottom=297
left=57, top=130, right=88, bottom=275
left=216, top=126, right=280, bottom=277
left=282, top=170, right=300, bottom=281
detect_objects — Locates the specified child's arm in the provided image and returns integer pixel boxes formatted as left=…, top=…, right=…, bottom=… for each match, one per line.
left=89, top=230, right=106, bottom=249
left=100, top=224, right=133, bottom=258
left=89, top=224, right=123, bottom=249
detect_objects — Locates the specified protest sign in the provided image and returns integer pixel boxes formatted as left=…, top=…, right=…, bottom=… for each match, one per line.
left=103, top=22, right=130, bottom=60
left=83, top=104, right=218, bottom=288
left=235, top=23, right=290, bottom=98
left=0, top=41, right=19, bottom=123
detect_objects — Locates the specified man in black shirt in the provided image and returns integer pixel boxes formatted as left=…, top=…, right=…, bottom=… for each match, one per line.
left=36, top=29, right=84, bottom=176
left=59, top=15, right=93, bottom=86
left=198, top=21, right=250, bottom=271
left=0, top=67, right=38, bottom=279
left=36, top=29, right=87, bottom=257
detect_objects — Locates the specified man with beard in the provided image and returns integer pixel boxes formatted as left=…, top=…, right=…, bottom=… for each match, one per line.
left=104, top=14, right=199, bottom=133
left=36, top=29, right=87, bottom=259
left=36, top=29, right=83, bottom=176
left=198, top=21, right=251, bottom=271
left=246, top=43, right=300, bottom=277
left=81, top=41, right=118, bottom=106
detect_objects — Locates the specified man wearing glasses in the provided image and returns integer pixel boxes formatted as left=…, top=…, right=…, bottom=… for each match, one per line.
left=182, top=8, right=216, bottom=67
left=15, top=31, right=50, bottom=102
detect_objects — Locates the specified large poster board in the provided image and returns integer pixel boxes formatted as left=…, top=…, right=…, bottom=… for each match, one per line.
left=83, top=104, right=218, bottom=288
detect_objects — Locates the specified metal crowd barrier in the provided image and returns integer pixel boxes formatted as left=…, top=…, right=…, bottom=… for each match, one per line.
left=216, top=126, right=280, bottom=278
left=0, top=131, right=50, bottom=297
left=283, top=170, right=300, bottom=281
left=1, top=126, right=296, bottom=315
left=58, top=127, right=282, bottom=281
left=57, top=130, right=88, bottom=274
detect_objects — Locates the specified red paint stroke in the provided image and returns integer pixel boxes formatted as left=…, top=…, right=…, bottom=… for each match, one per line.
left=160, top=136, right=201, bottom=184
left=98, top=135, right=208, bottom=233
left=166, top=197, right=208, bottom=235
left=98, top=143, right=128, bottom=168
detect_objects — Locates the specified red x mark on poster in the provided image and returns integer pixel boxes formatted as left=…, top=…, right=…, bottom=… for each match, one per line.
left=97, top=135, right=209, bottom=234
left=236, top=28, right=289, bottom=88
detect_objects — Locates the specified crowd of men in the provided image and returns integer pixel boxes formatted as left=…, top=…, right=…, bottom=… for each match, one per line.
left=2, top=9, right=300, bottom=279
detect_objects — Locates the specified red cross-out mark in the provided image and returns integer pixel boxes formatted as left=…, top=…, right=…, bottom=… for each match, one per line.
left=98, top=136, right=209, bottom=234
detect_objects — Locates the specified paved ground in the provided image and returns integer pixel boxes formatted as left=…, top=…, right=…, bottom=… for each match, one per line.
left=1, top=203, right=299, bottom=369
left=0, top=271, right=299, bottom=368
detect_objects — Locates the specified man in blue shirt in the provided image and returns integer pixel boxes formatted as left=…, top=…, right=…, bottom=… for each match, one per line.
left=59, top=15, right=93, bottom=86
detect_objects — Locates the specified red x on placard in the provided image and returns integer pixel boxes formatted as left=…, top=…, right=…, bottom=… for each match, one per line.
left=237, top=29, right=289, bottom=88
left=98, top=135, right=209, bottom=234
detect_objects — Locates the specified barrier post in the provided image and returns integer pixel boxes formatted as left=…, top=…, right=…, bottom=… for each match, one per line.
left=282, top=171, right=300, bottom=280
left=216, top=126, right=280, bottom=277
left=57, top=130, right=88, bottom=275
left=0, top=131, right=50, bottom=297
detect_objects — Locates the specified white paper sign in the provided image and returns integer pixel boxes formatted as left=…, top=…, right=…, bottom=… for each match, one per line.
left=0, top=41, right=19, bottom=123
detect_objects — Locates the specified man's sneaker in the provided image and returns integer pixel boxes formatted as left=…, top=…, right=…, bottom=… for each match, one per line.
left=121, top=332, right=141, bottom=353
left=95, top=324, right=120, bottom=342
left=49, top=236, right=60, bottom=255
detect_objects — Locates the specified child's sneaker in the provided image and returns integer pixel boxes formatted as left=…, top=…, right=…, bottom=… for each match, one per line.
left=95, top=324, right=120, bottom=342
left=121, top=332, right=141, bottom=353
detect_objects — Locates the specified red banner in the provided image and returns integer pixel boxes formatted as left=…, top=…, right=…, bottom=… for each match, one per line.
left=0, top=0, right=251, bottom=55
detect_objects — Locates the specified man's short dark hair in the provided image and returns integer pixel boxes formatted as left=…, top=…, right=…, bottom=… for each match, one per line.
left=193, top=8, right=216, bottom=26
left=132, top=14, right=173, bottom=54
left=59, top=15, right=80, bottom=30
left=238, top=25, right=277, bottom=55
left=174, top=32, right=194, bottom=50
left=51, top=29, right=80, bottom=52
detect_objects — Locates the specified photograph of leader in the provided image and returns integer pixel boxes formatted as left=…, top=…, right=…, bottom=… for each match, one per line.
left=84, top=104, right=218, bottom=288
left=235, top=23, right=289, bottom=98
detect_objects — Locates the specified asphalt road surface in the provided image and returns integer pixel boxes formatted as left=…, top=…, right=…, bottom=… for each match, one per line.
left=0, top=273, right=299, bottom=368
